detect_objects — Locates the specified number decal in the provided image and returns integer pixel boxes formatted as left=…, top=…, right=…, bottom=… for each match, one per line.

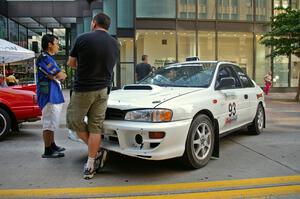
left=228, top=102, right=236, bottom=117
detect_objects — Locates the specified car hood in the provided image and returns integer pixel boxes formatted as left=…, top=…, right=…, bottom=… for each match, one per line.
left=108, top=84, right=203, bottom=110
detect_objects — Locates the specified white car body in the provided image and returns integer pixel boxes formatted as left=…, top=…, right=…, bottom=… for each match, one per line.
left=100, top=61, right=265, bottom=163
left=68, top=61, right=266, bottom=168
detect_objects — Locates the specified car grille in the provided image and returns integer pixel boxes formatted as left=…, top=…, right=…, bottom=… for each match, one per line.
left=105, top=108, right=126, bottom=120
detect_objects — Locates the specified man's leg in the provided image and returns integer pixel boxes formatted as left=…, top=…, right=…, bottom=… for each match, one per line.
left=67, top=91, right=99, bottom=179
left=88, top=133, right=101, bottom=158
left=50, top=104, right=65, bottom=152
left=41, top=104, right=64, bottom=158
left=43, top=130, right=53, bottom=148
left=77, top=132, right=89, bottom=145
left=67, top=92, right=93, bottom=144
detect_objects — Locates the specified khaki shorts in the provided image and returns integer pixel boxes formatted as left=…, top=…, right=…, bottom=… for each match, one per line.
left=66, top=88, right=108, bottom=134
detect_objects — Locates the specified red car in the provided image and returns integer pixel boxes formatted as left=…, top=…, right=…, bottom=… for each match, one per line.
left=0, top=87, right=41, bottom=140
left=11, top=83, right=37, bottom=93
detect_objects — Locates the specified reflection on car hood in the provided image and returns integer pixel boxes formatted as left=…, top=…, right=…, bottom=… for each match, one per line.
left=108, top=84, right=203, bottom=110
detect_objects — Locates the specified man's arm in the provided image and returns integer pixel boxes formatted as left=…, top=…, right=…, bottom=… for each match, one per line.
left=67, top=56, right=77, bottom=69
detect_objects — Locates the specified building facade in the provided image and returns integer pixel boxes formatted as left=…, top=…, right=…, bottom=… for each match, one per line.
left=1, top=0, right=300, bottom=90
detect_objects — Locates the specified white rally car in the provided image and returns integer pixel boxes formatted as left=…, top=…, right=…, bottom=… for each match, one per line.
left=70, top=60, right=266, bottom=169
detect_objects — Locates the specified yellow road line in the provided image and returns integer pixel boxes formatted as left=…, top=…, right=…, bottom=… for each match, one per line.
left=100, top=185, right=300, bottom=199
left=0, top=175, right=300, bottom=198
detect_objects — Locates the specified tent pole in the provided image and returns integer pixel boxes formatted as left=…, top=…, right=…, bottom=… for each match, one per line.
left=33, top=58, right=37, bottom=85
left=3, top=63, right=5, bottom=76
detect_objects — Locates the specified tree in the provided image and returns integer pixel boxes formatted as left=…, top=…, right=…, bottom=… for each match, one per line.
left=260, top=7, right=300, bottom=101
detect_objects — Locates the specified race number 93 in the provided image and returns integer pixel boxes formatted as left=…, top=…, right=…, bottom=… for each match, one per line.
left=228, top=102, right=236, bottom=117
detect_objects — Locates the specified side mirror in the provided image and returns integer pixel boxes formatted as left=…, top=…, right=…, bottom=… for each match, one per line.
left=216, top=77, right=235, bottom=90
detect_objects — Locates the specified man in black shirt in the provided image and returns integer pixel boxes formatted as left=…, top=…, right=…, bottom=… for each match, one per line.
left=67, top=13, right=118, bottom=179
left=135, top=55, right=152, bottom=81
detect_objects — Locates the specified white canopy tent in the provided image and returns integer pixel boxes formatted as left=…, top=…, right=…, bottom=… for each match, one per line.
left=0, top=39, right=36, bottom=83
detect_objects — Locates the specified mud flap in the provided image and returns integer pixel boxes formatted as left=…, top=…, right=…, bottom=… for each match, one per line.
left=212, top=120, right=219, bottom=159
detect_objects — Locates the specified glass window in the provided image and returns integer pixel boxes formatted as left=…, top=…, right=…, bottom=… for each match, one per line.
left=136, top=30, right=176, bottom=69
left=273, top=56, right=289, bottom=87
left=291, top=0, right=300, bottom=9
left=53, top=29, right=66, bottom=55
left=104, top=0, right=117, bottom=35
left=0, top=15, right=8, bottom=40
left=19, top=25, right=27, bottom=48
left=178, top=31, right=196, bottom=62
left=119, top=38, right=134, bottom=86
left=121, top=63, right=134, bottom=86
left=274, top=0, right=289, bottom=8
left=255, top=0, right=272, bottom=21
left=178, top=0, right=196, bottom=19
left=215, top=65, right=242, bottom=89
left=255, top=34, right=271, bottom=86
left=136, top=0, right=176, bottom=18
left=218, top=32, right=253, bottom=78
left=198, top=0, right=216, bottom=19
left=140, top=63, right=217, bottom=87
left=117, top=0, right=133, bottom=28
left=9, top=19, right=18, bottom=44
left=120, top=38, right=134, bottom=62
left=232, top=65, right=255, bottom=87
left=198, top=31, right=216, bottom=61
left=291, top=55, right=300, bottom=87
left=274, top=0, right=289, bottom=16
left=217, top=0, right=253, bottom=21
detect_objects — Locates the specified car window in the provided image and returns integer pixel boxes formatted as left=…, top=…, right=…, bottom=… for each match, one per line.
left=215, top=65, right=242, bottom=89
left=232, top=65, right=255, bottom=88
left=140, top=63, right=217, bottom=88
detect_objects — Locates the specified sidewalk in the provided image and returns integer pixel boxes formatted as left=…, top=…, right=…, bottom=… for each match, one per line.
left=266, top=92, right=299, bottom=102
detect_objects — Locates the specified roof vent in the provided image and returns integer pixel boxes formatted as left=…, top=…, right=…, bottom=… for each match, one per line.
left=186, top=56, right=200, bottom=61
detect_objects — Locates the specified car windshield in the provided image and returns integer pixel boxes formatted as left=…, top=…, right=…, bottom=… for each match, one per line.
left=139, top=62, right=217, bottom=88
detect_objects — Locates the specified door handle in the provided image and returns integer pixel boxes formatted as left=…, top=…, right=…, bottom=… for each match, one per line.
left=244, top=94, right=248, bottom=99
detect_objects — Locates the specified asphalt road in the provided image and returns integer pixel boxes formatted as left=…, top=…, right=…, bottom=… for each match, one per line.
left=0, top=92, right=299, bottom=198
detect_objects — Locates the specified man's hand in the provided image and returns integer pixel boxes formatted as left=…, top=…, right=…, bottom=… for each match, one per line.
left=67, top=56, right=77, bottom=69
left=56, top=71, right=67, bottom=81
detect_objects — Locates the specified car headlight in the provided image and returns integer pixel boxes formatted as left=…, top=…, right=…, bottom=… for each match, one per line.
left=124, top=109, right=173, bottom=122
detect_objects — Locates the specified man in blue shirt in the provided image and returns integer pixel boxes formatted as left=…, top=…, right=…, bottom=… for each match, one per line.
left=36, top=34, right=67, bottom=158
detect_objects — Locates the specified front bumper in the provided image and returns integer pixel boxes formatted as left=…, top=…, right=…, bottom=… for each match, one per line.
left=101, top=119, right=192, bottom=160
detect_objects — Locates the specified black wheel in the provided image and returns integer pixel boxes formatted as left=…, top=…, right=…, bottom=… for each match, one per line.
left=0, top=108, right=11, bottom=140
left=248, top=104, right=265, bottom=135
left=181, top=114, right=214, bottom=169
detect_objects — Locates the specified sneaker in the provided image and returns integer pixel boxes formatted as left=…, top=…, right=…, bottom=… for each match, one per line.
left=95, top=149, right=108, bottom=172
left=83, top=163, right=96, bottom=180
left=52, top=145, right=66, bottom=152
left=51, top=143, right=66, bottom=152
left=42, top=151, right=64, bottom=158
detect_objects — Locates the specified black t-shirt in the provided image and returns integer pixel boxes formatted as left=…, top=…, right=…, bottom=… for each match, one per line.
left=70, top=30, right=119, bottom=92
left=135, top=63, right=151, bottom=81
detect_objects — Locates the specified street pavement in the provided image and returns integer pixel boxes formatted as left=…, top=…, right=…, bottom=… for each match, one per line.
left=0, top=90, right=299, bottom=198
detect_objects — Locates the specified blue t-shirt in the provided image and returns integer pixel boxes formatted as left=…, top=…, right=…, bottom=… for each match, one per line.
left=36, top=52, right=64, bottom=110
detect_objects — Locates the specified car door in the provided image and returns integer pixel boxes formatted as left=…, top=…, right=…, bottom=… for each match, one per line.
left=214, top=65, right=245, bottom=133
left=232, top=65, right=257, bottom=123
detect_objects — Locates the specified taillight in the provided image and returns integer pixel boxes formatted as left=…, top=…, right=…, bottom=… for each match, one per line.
left=33, top=95, right=37, bottom=104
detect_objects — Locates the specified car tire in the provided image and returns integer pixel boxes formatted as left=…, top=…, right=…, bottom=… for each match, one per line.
left=0, top=108, right=11, bottom=140
left=181, top=114, right=214, bottom=169
left=248, top=104, right=265, bottom=135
